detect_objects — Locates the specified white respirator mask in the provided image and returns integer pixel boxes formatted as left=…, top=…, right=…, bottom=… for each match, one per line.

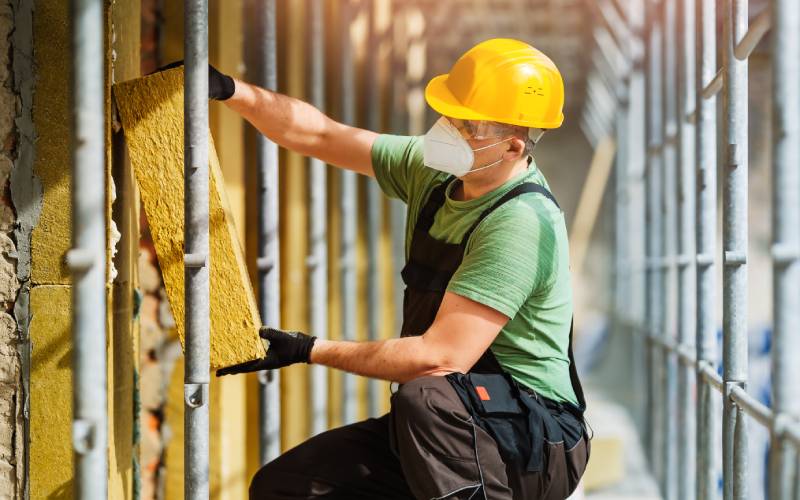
left=423, top=117, right=513, bottom=177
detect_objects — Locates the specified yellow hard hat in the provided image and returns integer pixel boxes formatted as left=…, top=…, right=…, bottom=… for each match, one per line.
left=425, top=38, right=565, bottom=129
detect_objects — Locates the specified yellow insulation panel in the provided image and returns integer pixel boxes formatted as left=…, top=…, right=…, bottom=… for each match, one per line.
left=29, top=285, right=72, bottom=499
left=113, top=68, right=264, bottom=368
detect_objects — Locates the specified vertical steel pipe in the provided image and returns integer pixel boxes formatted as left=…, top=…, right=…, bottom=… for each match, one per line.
left=661, top=0, right=679, bottom=495
left=69, top=1, right=107, bottom=497
left=365, top=1, right=383, bottom=419
left=340, top=0, right=358, bottom=425
left=644, top=0, right=665, bottom=476
left=721, top=1, right=749, bottom=498
left=308, top=0, right=329, bottom=437
left=624, top=0, right=649, bottom=434
left=251, top=0, right=282, bottom=462
left=694, top=0, right=718, bottom=498
left=389, top=1, right=408, bottom=337
left=613, top=71, right=630, bottom=382
left=676, top=0, right=697, bottom=497
left=769, top=0, right=800, bottom=497
left=184, top=1, right=210, bottom=498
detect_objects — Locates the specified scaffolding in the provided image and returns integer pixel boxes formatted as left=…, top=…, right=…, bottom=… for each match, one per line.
left=65, top=0, right=800, bottom=498
left=593, top=0, right=800, bottom=498
left=69, top=1, right=108, bottom=498
left=245, top=0, right=283, bottom=464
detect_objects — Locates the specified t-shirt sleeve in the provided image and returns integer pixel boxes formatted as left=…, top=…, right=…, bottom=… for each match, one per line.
left=446, top=201, right=558, bottom=319
left=370, top=134, right=425, bottom=203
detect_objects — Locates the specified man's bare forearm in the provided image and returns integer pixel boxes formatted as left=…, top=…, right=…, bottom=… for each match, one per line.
left=309, top=336, right=459, bottom=384
left=223, top=78, right=377, bottom=175
left=225, top=78, right=331, bottom=156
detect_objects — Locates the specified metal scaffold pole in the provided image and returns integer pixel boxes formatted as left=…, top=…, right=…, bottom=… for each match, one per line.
left=340, top=0, right=359, bottom=425
left=769, top=0, right=800, bottom=497
left=644, top=0, right=665, bottom=478
left=628, top=0, right=649, bottom=436
left=676, top=0, right=697, bottom=497
left=694, top=0, right=718, bottom=498
left=184, top=0, right=210, bottom=498
left=613, top=71, right=629, bottom=373
left=308, top=0, right=329, bottom=436
left=365, top=0, right=383, bottom=419
left=721, top=0, right=749, bottom=498
left=248, top=0, right=282, bottom=463
left=69, top=0, right=108, bottom=497
left=389, top=0, right=408, bottom=335
left=660, top=0, right=679, bottom=495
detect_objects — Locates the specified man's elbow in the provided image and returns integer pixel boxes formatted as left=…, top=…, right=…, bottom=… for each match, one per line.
left=416, top=351, right=468, bottom=379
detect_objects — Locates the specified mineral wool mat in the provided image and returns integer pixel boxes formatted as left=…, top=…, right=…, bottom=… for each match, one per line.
left=113, top=67, right=265, bottom=368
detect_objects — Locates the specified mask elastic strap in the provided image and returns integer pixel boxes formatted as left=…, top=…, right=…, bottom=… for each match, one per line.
left=471, top=136, right=512, bottom=152
left=461, top=157, right=504, bottom=176
left=461, top=137, right=513, bottom=176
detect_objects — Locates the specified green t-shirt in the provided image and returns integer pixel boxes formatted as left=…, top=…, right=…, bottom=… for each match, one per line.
left=372, top=134, right=578, bottom=405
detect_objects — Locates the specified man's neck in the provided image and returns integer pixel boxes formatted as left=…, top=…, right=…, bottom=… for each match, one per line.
left=457, top=159, right=530, bottom=201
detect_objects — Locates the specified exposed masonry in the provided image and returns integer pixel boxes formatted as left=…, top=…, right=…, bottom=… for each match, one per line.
left=137, top=3, right=180, bottom=497
left=4, top=1, right=38, bottom=498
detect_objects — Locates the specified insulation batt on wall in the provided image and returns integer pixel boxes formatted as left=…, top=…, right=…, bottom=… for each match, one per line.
left=113, top=67, right=265, bottom=368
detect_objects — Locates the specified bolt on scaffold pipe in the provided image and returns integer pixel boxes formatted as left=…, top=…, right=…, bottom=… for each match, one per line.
left=183, top=0, right=210, bottom=498
left=69, top=0, right=108, bottom=498
left=308, top=0, right=329, bottom=436
left=769, top=0, right=800, bottom=497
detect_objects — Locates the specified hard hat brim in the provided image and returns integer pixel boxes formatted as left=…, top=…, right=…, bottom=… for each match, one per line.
left=424, top=74, right=565, bottom=129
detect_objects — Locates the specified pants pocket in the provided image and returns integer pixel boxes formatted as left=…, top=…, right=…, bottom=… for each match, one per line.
left=535, top=424, right=589, bottom=499
left=563, top=436, right=589, bottom=496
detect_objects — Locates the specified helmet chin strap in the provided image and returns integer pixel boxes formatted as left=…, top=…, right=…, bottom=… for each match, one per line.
left=461, top=137, right=513, bottom=177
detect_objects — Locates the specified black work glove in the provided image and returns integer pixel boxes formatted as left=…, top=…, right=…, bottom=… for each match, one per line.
left=215, top=327, right=317, bottom=377
left=155, top=61, right=236, bottom=100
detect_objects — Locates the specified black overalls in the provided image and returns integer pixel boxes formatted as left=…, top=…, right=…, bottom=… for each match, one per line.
left=249, top=177, right=590, bottom=500
left=398, top=176, right=590, bottom=498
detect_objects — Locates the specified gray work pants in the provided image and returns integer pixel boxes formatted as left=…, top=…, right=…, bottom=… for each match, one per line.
left=249, top=376, right=589, bottom=500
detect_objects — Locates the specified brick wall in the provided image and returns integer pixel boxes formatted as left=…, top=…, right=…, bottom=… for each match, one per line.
left=137, top=2, right=178, bottom=497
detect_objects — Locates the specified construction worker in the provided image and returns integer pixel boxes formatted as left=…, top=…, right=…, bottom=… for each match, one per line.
left=214, top=38, right=589, bottom=499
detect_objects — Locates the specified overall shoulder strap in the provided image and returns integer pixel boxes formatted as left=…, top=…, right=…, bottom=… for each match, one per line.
left=461, top=182, right=561, bottom=247
left=415, top=177, right=454, bottom=233
left=567, top=320, right=587, bottom=412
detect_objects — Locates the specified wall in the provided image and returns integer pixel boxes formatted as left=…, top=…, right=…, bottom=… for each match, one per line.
left=0, top=1, right=24, bottom=496
left=8, top=0, right=142, bottom=497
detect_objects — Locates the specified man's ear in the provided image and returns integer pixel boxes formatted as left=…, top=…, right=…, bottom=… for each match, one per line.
left=504, top=137, right=527, bottom=161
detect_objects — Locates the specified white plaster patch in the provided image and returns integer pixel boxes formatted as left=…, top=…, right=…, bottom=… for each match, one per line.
left=109, top=174, right=120, bottom=281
